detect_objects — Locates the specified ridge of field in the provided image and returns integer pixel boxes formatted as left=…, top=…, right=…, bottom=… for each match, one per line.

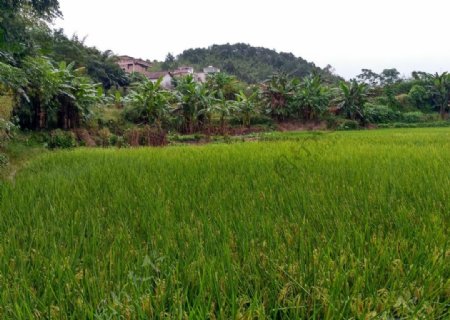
left=0, top=128, right=449, bottom=319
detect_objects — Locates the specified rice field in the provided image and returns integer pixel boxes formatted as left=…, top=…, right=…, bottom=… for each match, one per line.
left=0, top=128, right=449, bottom=319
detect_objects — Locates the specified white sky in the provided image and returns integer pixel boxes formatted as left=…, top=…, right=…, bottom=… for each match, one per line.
left=54, top=0, right=450, bottom=79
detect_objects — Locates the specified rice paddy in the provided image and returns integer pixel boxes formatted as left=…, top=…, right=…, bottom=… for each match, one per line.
left=0, top=128, right=449, bottom=319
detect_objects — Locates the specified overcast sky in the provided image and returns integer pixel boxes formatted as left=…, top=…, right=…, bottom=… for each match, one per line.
left=54, top=0, right=450, bottom=79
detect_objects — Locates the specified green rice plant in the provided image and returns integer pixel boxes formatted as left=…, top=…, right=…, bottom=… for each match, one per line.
left=0, top=128, right=449, bottom=319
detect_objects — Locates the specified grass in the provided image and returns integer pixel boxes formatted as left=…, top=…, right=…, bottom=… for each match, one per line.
left=0, top=94, right=13, bottom=120
left=0, top=128, right=449, bottom=319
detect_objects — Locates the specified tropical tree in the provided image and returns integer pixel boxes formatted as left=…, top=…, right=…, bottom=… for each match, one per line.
left=173, top=75, right=213, bottom=133
left=336, top=80, right=368, bottom=121
left=13, top=56, right=100, bottom=129
left=293, top=75, right=329, bottom=121
left=125, top=78, right=173, bottom=130
left=426, top=72, right=450, bottom=119
left=206, top=72, right=240, bottom=101
left=261, top=73, right=295, bottom=120
left=233, top=90, right=258, bottom=128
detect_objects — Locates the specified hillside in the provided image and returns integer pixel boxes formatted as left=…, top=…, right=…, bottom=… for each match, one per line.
left=166, top=43, right=340, bottom=83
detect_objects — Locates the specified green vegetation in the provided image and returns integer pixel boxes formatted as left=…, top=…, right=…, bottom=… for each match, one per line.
left=0, top=128, right=449, bottom=319
left=0, top=3, right=449, bottom=318
left=1, top=0, right=450, bottom=144
left=170, top=43, right=340, bottom=84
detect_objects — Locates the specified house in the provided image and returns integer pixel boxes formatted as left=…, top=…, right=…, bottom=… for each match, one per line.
left=147, top=71, right=173, bottom=89
left=148, top=66, right=215, bottom=89
left=118, top=56, right=152, bottom=77
left=172, top=66, right=194, bottom=76
left=121, top=56, right=222, bottom=89
left=203, top=66, right=220, bottom=74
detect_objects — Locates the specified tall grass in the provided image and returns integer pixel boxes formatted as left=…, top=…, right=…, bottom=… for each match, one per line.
left=0, top=128, right=449, bottom=319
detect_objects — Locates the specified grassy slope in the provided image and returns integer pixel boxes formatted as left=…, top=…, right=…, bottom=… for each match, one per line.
left=0, top=128, right=449, bottom=319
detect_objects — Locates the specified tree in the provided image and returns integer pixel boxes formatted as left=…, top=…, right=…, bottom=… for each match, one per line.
left=173, top=75, right=212, bottom=133
left=336, top=80, right=368, bottom=122
left=357, top=69, right=380, bottom=87
left=125, top=78, right=173, bottom=130
left=408, top=85, right=431, bottom=110
left=427, top=72, right=450, bottom=119
left=161, top=53, right=178, bottom=71
left=0, top=0, right=61, bottom=58
left=261, top=73, right=295, bottom=120
left=206, top=72, right=240, bottom=101
left=293, top=75, right=329, bottom=121
left=380, top=68, right=401, bottom=86
left=14, top=56, right=99, bottom=129
left=233, top=90, right=258, bottom=128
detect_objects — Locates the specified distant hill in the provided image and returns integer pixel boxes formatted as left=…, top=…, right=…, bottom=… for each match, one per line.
left=170, top=43, right=340, bottom=83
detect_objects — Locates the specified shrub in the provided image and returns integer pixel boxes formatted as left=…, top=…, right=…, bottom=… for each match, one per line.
left=376, top=121, right=450, bottom=129
left=364, top=104, right=401, bottom=123
left=74, top=129, right=96, bottom=147
left=98, top=128, right=112, bottom=147
left=140, top=126, right=168, bottom=147
left=109, top=134, right=118, bottom=146
left=401, top=111, right=425, bottom=123
left=395, top=94, right=413, bottom=110
left=337, top=119, right=360, bottom=130
left=124, top=128, right=141, bottom=147
left=47, top=130, right=77, bottom=149
left=324, top=115, right=339, bottom=129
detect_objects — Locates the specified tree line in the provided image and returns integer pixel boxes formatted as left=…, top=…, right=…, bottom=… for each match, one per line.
left=1, top=0, right=449, bottom=142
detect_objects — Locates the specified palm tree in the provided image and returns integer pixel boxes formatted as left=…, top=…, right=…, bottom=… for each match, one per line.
left=427, top=72, right=449, bottom=119
left=336, top=80, right=368, bottom=122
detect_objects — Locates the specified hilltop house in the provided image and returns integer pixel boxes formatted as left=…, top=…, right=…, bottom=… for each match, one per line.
left=118, top=56, right=152, bottom=77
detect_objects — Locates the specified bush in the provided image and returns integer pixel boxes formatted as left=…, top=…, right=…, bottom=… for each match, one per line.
left=400, top=111, right=423, bottom=123
left=140, top=126, right=168, bottom=146
left=74, top=128, right=96, bottom=147
left=47, top=130, right=77, bottom=149
left=122, top=105, right=143, bottom=124
left=0, top=153, right=8, bottom=168
left=124, top=126, right=167, bottom=147
left=324, top=115, right=339, bottom=129
left=337, top=119, right=360, bottom=130
left=98, top=128, right=112, bottom=147
left=377, top=121, right=450, bottom=129
left=364, top=104, right=401, bottom=123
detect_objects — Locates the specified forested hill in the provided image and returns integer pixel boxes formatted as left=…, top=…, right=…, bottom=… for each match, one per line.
left=173, top=43, right=340, bottom=83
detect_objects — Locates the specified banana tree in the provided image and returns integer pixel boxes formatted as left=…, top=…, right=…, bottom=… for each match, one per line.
left=293, top=75, right=329, bottom=121
left=173, top=75, right=212, bottom=133
left=427, top=72, right=450, bottom=119
left=261, top=73, right=295, bottom=120
left=233, top=90, right=258, bottom=128
left=125, top=78, right=172, bottom=131
left=336, top=80, right=368, bottom=122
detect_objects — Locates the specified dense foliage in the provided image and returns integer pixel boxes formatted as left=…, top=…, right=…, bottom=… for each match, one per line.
left=173, top=43, right=341, bottom=84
